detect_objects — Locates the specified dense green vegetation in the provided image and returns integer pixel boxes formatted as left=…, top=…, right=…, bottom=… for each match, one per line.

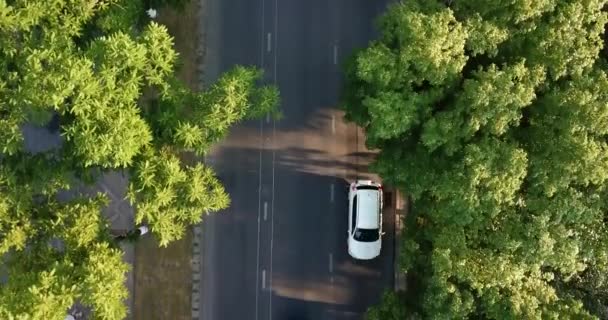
left=344, top=1, right=608, bottom=319
left=0, top=0, right=278, bottom=318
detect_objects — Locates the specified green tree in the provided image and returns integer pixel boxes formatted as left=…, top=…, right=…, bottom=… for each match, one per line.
left=149, top=66, right=280, bottom=155
left=126, top=147, right=229, bottom=246
left=366, top=291, right=409, bottom=320
left=345, top=0, right=608, bottom=319
left=0, top=164, right=128, bottom=319
left=0, top=0, right=278, bottom=318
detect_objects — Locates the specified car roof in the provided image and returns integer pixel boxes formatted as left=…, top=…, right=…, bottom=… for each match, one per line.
left=356, top=189, right=380, bottom=229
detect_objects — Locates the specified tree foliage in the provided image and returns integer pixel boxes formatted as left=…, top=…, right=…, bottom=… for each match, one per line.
left=366, top=291, right=409, bottom=320
left=126, top=147, right=229, bottom=246
left=0, top=0, right=278, bottom=318
left=346, top=1, right=608, bottom=319
left=149, top=66, right=280, bottom=155
left=0, top=174, right=128, bottom=319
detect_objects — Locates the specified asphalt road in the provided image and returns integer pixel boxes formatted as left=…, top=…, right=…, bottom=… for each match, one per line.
left=201, top=1, right=393, bottom=319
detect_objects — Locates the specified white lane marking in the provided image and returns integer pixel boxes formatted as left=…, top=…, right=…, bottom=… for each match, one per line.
left=262, top=269, right=266, bottom=289
left=257, top=0, right=266, bottom=313
left=273, top=0, right=278, bottom=83
left=333, top=45, right=338, bottom=65
left=330, top=183, right=335, bottom=203
left=331, top=115, right=336, bottom=134
left=270, top=2, right=278, bottom=319
left=255, top=118, right=264, bottom=320
left=269, top=118, right=277, bottom=317
left=264, top=201, right=268, bottom=221
left=260, top=0, right=265, bottom=65
left=329, top=253, right=334, bottom=273
left=267, top=33, right=272, bottom=52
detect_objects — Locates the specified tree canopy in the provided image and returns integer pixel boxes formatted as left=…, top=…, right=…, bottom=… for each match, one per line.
left=344, top=1, right=608, bottom=319
left=0, top=0, right=278, bottom=318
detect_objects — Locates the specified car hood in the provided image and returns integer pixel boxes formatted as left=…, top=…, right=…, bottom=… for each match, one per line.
left=348, top=238, right=381, bottom=260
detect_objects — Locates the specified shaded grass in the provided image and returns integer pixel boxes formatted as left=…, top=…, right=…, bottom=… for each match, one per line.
left=158, top=1, right=200, bottom=89
left=133, top=229, right=194, bottom=320
left=133, top=0, right=201, bottom=319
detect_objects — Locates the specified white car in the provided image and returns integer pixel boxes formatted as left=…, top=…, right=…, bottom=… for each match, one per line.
left=348, top=180, right=383, bottom=260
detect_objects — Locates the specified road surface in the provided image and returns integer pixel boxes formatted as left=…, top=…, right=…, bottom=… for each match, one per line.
left=200, top=0, right=393, bottom=319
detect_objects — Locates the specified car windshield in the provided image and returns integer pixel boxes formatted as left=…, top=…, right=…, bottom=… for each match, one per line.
left=354, top=228, right=380, bottom=242
left=357, top=185, right=379, bottom=191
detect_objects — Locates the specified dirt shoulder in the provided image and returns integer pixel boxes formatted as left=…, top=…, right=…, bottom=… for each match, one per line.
left=133, top=0, right=202, bottom=319
left=157, top=1, right=201, bottom=90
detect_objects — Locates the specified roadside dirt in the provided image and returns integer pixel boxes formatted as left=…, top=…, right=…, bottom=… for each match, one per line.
left=133, top=229, right=194, bottom=320
left=133, top=1, right=201, bottom=319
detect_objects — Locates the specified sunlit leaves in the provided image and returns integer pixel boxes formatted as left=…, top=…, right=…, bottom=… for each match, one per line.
left=348, top=0, right=608, bottom=319
left=0, top=242, right=128, bottom=320
left=453, top=0, right=557, bottom=26
left=0, top=267, right=77, bottom=320
left=127, top=148, right=229, bottom=246
left=345, top=1, right=467, bottom=143
left=376, top=2, right=467, bottom=87
left=526, top=70, right=608, bottom=196
left=63, top=101, right=153, bottom=168
left=0, top=115, right=24, bottom=155
left=151, top=65, right=279, bottom=155
left=0, top=0, right=279, bottom=318
left=0, top=153, right=70, bottom=255
left=48, top=195, right=110, bottom=249
left=141, top=22, right=177, bottom=91
left=0, top=154, right=124, bottom=319
left=173, top=122, right=205, bottom=151
left=79, top=243, right=129, bottom=320
left=463, top=14, right=509, bottom=57
left=421, top=62, right=545, bottom=153
left=521, top=0, right=607, bottom=79
left=197, top=66, right=268, bottom=138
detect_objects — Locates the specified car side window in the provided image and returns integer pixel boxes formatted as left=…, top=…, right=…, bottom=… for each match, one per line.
left=351, top=195, right=357, bottom=232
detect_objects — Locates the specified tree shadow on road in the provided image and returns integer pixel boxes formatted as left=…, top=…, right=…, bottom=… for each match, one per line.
left=205, top=145, right=394, bottom=320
